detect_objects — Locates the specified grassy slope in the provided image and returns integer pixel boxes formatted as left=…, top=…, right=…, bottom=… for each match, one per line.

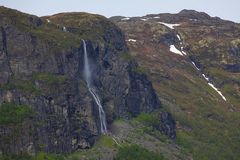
left=42, top=12, right=120, bottom=45
left=113, top=17, right=240, bottom=159
left=137, top=52, right=240, bottom=160
left=65, top=118, right=190, bottom=160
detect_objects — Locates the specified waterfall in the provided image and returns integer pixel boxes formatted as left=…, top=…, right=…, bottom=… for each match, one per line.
left=82, top=40, right=107, bottom=134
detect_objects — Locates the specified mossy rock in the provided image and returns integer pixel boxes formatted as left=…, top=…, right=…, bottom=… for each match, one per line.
left=132, top=66, right=148, bottom=76
left=120, top=52, right=134, bottom=61
left=32, top=73, right=67, bottom=85
left=0, top=102, right=33, bottom=125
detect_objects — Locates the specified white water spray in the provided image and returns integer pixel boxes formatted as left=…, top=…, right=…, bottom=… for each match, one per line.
left=82, top=40, right=107, bottom=134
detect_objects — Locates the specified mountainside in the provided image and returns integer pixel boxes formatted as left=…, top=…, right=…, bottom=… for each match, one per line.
left=0, top=6, right=175, bottom=158
left=0, top=6, right=240, bottom=160
left=111, top=10, right=240, bottom=160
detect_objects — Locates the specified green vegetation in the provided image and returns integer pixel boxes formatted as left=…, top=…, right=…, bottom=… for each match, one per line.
left=0, top=154, right=32, bottom=160
left=198, top=38, right=215, bottom=48
left=32, top=73, right=67, bottom=85
left=0, top=103, right=33, bottom=125
left=175, top=115, right=240, bottom=160
left=207, top=67, right=240, bottom=107
left=0, top=79, right=39, bottom=94
left=46, top=12, right=118, bottom=43
left=78, top=79, right=88, bottom=94
left=157, top=76, right=240, bottom=160
left=0, top=73, right=67, bottom=95
left=0, top=73, right=67, bottom=94
left=0, top=152, right=65, bottom=160
left=223, top=84, right=240, bottom=106
left=0, top=7, right=81, bottom=51
left=120, top=52, right=134, bottom=61
left=31, top=25, right=80, bottom=52
left=95, top=135, right=115, bottom=148
left=135, top=113, right=159, bottom=128
left=132, top=66, right=148, bottom=75
left=115, top=144, right=165, bottom=160
left=133, top=113, right=169, bottom=142
left=34, top=152, right=65, bottom=160
left=0, top=76, right=40, bottom=94
left=0, top=6, right=38, bottom=31
left=66, top=135, right=117, bottom=160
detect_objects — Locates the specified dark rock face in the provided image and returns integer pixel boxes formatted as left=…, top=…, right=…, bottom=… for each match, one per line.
left=178, top=9, right=211, bottom=20
left=159, top=32, right=179, bottom=46
left=0, top=7, right=175, bottom=155
left=224, top=64, right=240, bottom=72
left=126, top=71, right=160, bottom=117
left=83, top=40, right=161, bottom=120
left=159, top=112, right=176, bottom=139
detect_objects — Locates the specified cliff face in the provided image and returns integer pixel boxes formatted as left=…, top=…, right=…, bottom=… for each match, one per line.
left=0, top=7, right=174, bottom=155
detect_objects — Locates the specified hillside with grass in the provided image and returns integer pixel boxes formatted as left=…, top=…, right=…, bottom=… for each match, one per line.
left=111, top=10, right=240, bottom=160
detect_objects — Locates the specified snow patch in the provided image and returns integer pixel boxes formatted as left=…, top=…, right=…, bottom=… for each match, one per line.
left=63, top=26, right=67, bottom=32
left=177, top=34, right=181, bottom=41
left=141, top=18, right=148, bottom=21
left=202, top=74, right=209, bottom=81
left=158, top=22, right=181, bottom=29
left=46, top=19, right=51, bottom=23
left=208, top=83, right=227, bottom=101
left=191, top=61, right=200, bottom=70
left=154, top=16, right=160, bottom=19
left=169, top=45, right=184, bottom=56
left=121, top=17, right=130, bottom=21
left=127, top=39, right=137, bottom=42
left=201, top=73, right=227, bottom=101
left=182, top=51, right=187, bottom=55
left=190, top=19, right=198, bottom=22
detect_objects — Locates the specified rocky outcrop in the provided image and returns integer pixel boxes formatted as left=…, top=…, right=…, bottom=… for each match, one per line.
left=159, top=112, right=176, bottom=139
left=0, top=6, right=175, bottom=155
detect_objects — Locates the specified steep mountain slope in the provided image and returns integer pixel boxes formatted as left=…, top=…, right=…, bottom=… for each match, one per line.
left=0, top=6, right=175, bottom=158
left=111, top=10, right=240, bottom=160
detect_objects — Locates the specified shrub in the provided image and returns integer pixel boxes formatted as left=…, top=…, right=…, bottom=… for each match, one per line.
left=0, top=79, right=39, bottom=94
left=0, top=103, right=33, bottom=125
left=115, top=144, right=165, bottom=160
left=0, top=154, right=32, bottom=160
left=132, top=66, right=148, bottom=75
left=120, top=52, right=134, bottom=61
left=135, top=113, right=160, bottom=128
left=32, top=73, right=66, bottom=85
left=34, top=152, right=65, bottom=160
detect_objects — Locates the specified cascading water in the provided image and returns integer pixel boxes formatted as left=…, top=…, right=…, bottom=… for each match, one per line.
left=82, top=40, right=107, bottom=134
